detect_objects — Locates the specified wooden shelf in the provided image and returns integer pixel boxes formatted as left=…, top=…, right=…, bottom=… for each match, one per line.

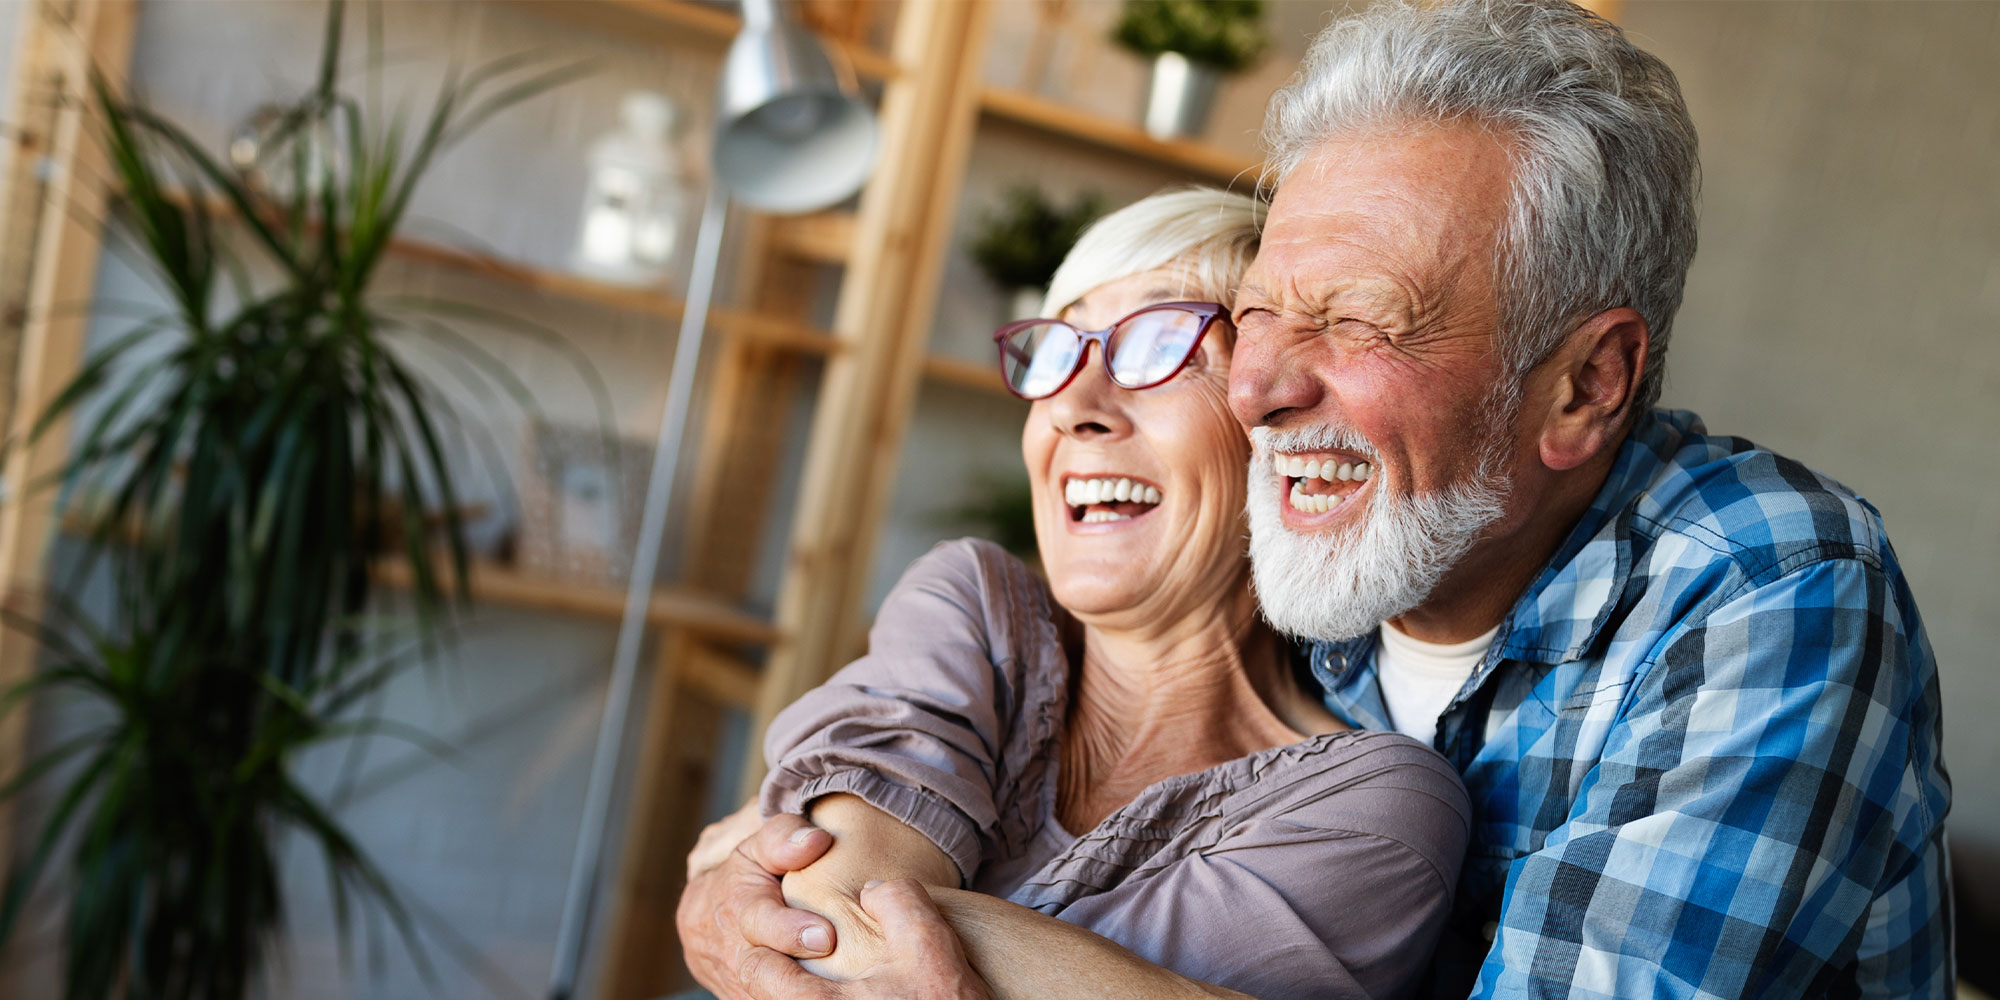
left=394, top=237, right=844, bottom=357
left=157, top=186, right=845, bottom=357
left=55, top=506, right=779, bottom=647
left=767, top=211, right=858, bottom=265
left=517, top=0, right=900, bottom=82
left=922, top=353, right=1016, bottom=399
left=373, top=558, right=781, bottom=648
left=373, top=218, right=1004, bottom=398
left=978, top=87, right=1262, bottom=185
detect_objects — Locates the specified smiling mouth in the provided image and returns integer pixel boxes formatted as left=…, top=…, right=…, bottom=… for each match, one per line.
left=1275, top=453, right=1374, bottom=514
left=1063, top=475, right=1163, bottom=524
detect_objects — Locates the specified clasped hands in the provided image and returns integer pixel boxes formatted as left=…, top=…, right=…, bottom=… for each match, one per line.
left=676, top=803, right=993, bottom=1000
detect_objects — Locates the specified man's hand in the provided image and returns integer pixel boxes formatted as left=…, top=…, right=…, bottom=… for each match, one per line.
left=735, top=879, right=994, bottom=1000
left=677, top=812, right=837, bottom=1000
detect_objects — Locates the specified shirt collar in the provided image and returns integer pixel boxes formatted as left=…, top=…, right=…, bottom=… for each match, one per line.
left=1307, top=408, right=1699, bottom=686
left=1495, top=408, right=1696, bottom=665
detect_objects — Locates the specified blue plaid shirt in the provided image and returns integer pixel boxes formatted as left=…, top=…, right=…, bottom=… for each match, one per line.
left=1309, top=410, right=1951, bottom=999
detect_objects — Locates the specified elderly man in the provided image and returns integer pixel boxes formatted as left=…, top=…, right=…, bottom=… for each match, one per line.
left=678, top=1, right=1952, bottom=997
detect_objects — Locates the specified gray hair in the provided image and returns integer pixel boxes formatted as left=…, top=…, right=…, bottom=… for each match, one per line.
left=1263, top=0, right=1699, bottom=415
left=1044, top=187, right=1266, bottom=326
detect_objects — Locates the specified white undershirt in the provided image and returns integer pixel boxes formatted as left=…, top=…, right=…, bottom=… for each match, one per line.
left=1376, top=621, right=1500, bottom=747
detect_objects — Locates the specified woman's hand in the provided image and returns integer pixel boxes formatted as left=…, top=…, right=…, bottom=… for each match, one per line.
left=689, top=800, right=767, bottom=880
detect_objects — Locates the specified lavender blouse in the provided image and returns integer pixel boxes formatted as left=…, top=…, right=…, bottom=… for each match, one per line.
left=761, top=539, right=1471, bottom=999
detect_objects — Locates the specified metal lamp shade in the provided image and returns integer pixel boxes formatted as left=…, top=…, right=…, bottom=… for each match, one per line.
left=713, top=15, right=878, bottom=213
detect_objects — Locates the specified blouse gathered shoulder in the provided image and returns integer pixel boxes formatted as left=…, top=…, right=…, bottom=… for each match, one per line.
left=761, top=538, right=1472, bottom=1000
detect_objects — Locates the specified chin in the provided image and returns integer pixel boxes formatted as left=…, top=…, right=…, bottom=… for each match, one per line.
left=1244, top=459, right=1509, bottom=641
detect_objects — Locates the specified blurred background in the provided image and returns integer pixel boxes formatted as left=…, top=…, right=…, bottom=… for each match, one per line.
left=0, top=1, right=1991, bottom=998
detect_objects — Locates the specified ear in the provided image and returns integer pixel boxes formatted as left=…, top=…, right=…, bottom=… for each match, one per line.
left=1534, top=308, right=1648, bottom=472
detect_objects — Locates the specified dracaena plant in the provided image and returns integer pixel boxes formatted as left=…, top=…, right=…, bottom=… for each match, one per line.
left=0, top=3, right=593, bottom=997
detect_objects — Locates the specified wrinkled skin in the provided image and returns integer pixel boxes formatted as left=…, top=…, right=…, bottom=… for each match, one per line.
left=676, top=812, right=990, bottom=1000
left=680, top=127, right=1648, bottom=998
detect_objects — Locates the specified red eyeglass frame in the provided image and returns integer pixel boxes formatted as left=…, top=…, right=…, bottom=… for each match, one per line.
left=990, top=300, right=1230, bottom=401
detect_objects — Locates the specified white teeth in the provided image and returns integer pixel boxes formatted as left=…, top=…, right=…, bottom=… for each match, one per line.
left=1287, top=484, right=1345, bottom=515
left=1275, top=453, right=1376, bottom=484
left=1081, top=510, right=1131, bottom=523
left=1064, top=477, right=1162, bottom=513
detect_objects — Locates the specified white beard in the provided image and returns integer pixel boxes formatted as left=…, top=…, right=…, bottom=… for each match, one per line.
left=1246, top=421, right=1513, bottom=642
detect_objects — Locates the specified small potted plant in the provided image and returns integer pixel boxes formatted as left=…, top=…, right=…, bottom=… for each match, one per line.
left=967, top=186, right=1104, bottom=323
left=1111, top=0, right=1268, bottom=140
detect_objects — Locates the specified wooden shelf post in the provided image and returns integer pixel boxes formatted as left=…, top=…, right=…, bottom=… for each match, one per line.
left=747, top=0, right=994, bottom=788
left=0, top=0, right=139, bottom=875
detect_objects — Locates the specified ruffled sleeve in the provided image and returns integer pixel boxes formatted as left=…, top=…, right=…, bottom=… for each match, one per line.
left=759, top=538, right=1069, bottom=885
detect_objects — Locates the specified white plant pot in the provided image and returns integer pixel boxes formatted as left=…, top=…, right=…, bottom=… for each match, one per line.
left=1141, top=51, right=1221, bottom=141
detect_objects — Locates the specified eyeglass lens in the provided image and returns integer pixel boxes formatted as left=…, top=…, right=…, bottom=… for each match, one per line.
left=1107, top=308, right=1205, bottom=388
left=1002, top=324, right=1084, bottom=398
left=1000, top=308, right=1205, bottom=398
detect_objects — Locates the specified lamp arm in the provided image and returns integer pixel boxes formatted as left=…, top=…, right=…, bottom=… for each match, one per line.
left=545, top=185, right=731, bottom=1000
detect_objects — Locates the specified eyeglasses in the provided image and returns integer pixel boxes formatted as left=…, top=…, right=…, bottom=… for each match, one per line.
left=991, top=301, right=1228, bottom=401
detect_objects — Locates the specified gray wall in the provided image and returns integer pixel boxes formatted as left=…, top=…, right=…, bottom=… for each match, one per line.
left=1621, top=0, right=2000, bottom=851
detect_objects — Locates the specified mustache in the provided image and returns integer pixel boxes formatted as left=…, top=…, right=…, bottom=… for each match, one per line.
left=1250, top=424, right=1378, bottom=462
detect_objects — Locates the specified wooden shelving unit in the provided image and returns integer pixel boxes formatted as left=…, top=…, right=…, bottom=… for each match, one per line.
left=3, top=3, right=1277, bottom=998
left=385, top=231, right=848, bottom=357
left=163, top=188, right=1042, bottom=398
left=922, top=352, right=1012, bottom=397
left=979, top=86, right=1263, bottom=185
left=371, top=558, right=779, bottom=648
left=519, top=0, right=901, bottom=81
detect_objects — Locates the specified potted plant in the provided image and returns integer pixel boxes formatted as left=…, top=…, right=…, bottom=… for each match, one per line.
left=0, top=3, right=587, bottom=996
left=1111, top=0, right=1269, bottom=139
left=967, top=186, right=1104, bottom=324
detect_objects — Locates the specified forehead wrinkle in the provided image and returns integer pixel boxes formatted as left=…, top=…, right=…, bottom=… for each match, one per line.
left=1253, top=226, right=1430, bottom=331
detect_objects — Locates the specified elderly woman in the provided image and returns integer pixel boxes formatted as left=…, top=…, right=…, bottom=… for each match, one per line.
left=687, top=189, right=1468, bottom=1000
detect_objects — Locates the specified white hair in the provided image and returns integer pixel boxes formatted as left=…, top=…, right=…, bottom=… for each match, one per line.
left=1263, top=0, right=1699, bottom=415
left=1043, top=187, right=1266, bottom=323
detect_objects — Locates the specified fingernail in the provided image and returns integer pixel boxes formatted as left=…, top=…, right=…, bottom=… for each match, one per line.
left=800, top=926, right=830, bottom=953
left=788, top=826, right=821, bottom=846
left=863, top=879, right=884, bottom=890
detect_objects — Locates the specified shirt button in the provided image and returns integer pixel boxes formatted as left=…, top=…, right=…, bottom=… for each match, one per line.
left=1482, top=921, right=1499, bottom=942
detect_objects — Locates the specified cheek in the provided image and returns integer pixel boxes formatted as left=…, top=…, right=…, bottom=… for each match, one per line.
left=1021, top=405, right=1055, bottom=467
left=1022, top=408, right=1062, bottom=532
left=1169, top=385, right=1252, bottom=513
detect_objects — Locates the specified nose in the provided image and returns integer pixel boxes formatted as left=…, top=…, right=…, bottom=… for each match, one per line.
left=1046, top=343, right=1131, bottom=441
left=1228, top=325, right=1326, bottom=429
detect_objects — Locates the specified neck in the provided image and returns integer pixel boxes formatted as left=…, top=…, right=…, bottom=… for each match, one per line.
left=1391, top=453, right=1612, bottom=644
left=1058, top=584, right=1327, bottom=830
